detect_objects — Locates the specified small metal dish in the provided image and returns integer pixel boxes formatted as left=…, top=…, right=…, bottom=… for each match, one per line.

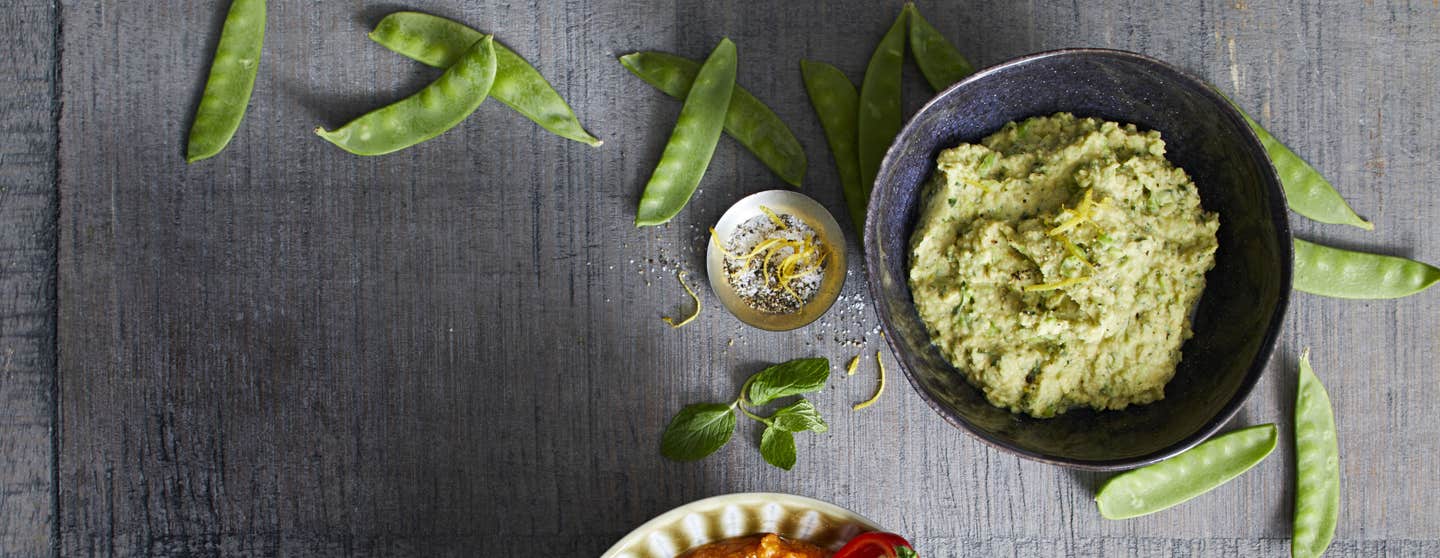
left=706, top=190, right=847, bottom=331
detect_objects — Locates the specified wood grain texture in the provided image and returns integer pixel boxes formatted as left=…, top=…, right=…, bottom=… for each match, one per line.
left=46, top=1, right=1440, bottom=556
left=0, top=1, right=57, bottom=556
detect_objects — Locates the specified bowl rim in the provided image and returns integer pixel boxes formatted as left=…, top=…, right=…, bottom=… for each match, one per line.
left=861, top=47, right=1293, bottom=471
left=598, top=492, right=885, bottom=557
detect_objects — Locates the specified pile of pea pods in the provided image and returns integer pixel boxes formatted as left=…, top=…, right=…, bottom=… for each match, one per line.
left=182, top=0, right=1440, bottom=305
left=1236, top=109, right=1440, bottom=300
left=182, top=1, right=1434, bottom=555
left=800, top=3, right=971, bottom=237
left=187, top=6, right=602, bottom=161
left=628, top=39, right=746, bottom=227
left=1092, top=351, right=1339, bottom=558
left=621, top=40, right=815, bottom=226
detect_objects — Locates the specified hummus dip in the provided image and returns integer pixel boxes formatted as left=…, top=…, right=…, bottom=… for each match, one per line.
left=908, top=113, right=1219, bottom=418
left=678, top=534, right=829, bottom=558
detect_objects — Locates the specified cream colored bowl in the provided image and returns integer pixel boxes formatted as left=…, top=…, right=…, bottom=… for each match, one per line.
left=600, top=493, right=883, bottom=558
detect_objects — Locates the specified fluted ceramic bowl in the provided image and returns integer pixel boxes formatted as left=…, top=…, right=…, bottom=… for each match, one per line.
left=864, top=49, right=1292, bottom=470
left=600, top=493, right=883, bottom=558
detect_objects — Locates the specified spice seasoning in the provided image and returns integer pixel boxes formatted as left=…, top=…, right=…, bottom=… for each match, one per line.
left=712, top=207, right=829, bottom=314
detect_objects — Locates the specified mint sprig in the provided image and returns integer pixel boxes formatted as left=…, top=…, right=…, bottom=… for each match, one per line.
left=659, top=358, right=832, bottom=470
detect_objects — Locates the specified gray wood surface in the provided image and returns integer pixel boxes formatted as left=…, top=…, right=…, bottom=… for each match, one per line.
left=0, top=1, right=57, bottom=556
left=0, top=0, right=1435, bottom=556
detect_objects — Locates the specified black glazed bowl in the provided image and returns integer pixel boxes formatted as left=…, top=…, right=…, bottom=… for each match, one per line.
left=864, top=49, right=1291, bottom=470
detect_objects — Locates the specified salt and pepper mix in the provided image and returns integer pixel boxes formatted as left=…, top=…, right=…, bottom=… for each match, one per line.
left=711, top=206, right=830, bottom=314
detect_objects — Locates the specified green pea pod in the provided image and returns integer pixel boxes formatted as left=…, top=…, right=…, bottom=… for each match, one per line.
left=186, top=0, right=266, bottom=163
left=634, top=39, right=737, bottom=227
left=800, top=60, right=864, bottom=235
left=368, top=12, right=601, bottom=147
left=858, top=8, right=907, bottom=199
left=1095, top=424, right=1277, bottom=519
left=315, top=36, right=497, bottom=156
left=620, top=52, right=805, bottom=187
left=1293, top=238, right=1440, bottom=299
left=904, top=2, right=973, bottom=91
left=1238, top=109, right=1372, bottom=230
left=1293, top=350, right=1339, bottom=558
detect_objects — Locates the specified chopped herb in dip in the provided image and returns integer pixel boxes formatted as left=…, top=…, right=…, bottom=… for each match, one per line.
left=908, top=113, right=1219, bottom=418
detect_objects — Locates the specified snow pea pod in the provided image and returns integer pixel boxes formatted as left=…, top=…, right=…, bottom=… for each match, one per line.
left=1095, top=424, right=1277, bottom=519
left=1293, top=351, right=1339, bottom=558
left=800, top=60, right=864, bottom=235
left=858, top=8, right=907, bottom=199
left=620, top=51, right=805, bottom=187
left=368, top=12, right=601, bottom=147
left=186, top=0, right=266, bottom=163
left=1293, top=238, right=1440, bottom=299
left=634, top=39, right=737, bottom=227
left=904, top=2, right=973, bottom=91
left=1239, top=109, right=1372, bottom=230
left=315, top=36, right=497, bottom=156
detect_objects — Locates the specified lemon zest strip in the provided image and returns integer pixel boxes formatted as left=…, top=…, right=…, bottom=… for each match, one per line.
left=759, top=205, right=787, bottom=229
left=845, top=355, right=860, bottom=376
left=762, top=243, right=782, bottom=283
left=1060, top=237, right=1093, bottom=267
left=710, top=228, right=797, bottom=264
left=708, top=228, right=737, bottom=258
left=853, top=351, right=887, bottom=410
left=1048, top=188, right=1095, bottom=236
left=661, top=271, right=701, bottom=328
left=732, top=238, right=789, bottom=263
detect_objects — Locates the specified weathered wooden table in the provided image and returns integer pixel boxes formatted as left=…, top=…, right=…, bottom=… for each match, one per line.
left=3, top=1, right=1437, bottom=556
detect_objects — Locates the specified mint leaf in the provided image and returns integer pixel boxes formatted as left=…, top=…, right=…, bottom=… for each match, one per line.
left=759, top=426, right=797, bottom=470
left=897, top=546, right=918, bottom=558
left=660, top=403, right=736, bottom=461
left=770, top=399, right=829, bottom=433
left=748, top=357, right=830, bottom=406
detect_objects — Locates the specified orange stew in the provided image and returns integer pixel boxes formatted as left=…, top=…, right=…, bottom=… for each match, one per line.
left=678, top=534, right=830, bottom=558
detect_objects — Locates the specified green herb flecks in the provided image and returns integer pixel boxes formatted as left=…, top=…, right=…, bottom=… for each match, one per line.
left=659, top=357, right=831, bottom=470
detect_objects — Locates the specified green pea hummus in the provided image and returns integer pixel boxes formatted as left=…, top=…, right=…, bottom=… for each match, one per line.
left=908, top=113, right=1219, bottom=418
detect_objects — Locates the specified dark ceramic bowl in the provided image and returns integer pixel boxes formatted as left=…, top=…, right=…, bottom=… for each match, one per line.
left=864, top=49, right=1291, bottom=470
